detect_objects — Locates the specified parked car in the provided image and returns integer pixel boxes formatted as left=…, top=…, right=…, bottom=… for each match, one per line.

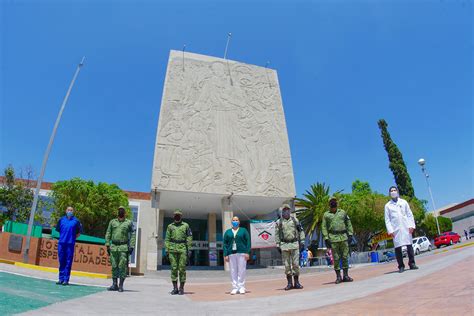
left=434, top=232, right=461, bottom=248
left=402, top=236, right=432, bottom=256
left=469, top=227, right=474, bottom=239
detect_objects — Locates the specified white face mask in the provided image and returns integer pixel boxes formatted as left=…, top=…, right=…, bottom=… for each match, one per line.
left=390, top=191, right=399, bottom=199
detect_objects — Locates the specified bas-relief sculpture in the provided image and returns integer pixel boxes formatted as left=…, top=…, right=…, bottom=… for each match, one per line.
left=152, top=51, right=295, bottom=198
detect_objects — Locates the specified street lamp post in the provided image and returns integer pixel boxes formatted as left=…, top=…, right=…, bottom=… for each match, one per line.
left=417, top=158, right=441, bottom=236
left=22, top=57, right=85, bottom=263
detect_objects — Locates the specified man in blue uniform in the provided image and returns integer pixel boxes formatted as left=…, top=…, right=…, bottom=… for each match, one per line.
left=55, top=206, right=82, bottom=285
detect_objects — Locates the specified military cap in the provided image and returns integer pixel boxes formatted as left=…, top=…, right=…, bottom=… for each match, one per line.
left=118, top=206, right=126, bottom=210
left=173, top=209, right=183, bottom=215
left=281, top=204, right=291, bottom=211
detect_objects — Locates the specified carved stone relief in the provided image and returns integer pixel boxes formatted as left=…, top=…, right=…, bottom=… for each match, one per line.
left=152, top=51, right=295, bottom=198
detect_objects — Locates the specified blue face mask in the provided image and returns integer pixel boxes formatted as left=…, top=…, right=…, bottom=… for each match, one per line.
left=232, top=221, right=239, bottom=228
left=66, top=211, right=73, bottom=218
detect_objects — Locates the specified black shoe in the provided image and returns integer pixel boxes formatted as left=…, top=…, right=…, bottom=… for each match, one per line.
left=170, top=281, right=179, bottom=295
left=108, top=278, right=118, bottom=291
left=284, top=275, right=293, bottom=291
left=56, top=281, right=63, bottom=285
left=409, top=264, right=419, bottom=270
left=178, top=282, right=185, bottom=295
left=342, top=268, right=353, bottom=282
left=118, top=278, right=125, bottom=292
left=335, top=270, right=342, bottom=284
left=399, top=267, right=405, bottom=273
left=62, top=281, right=69, bottom=286
left=293, top=275, right=303, bottom=289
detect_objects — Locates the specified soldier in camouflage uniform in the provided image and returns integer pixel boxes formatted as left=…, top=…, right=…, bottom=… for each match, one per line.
left=322, top=197, right=354, bottom=284
left=105, top=206, right=136, bottom=292
left=275, top=204, right=305, bottom=291
left=165, top=209, right=193, bottom=295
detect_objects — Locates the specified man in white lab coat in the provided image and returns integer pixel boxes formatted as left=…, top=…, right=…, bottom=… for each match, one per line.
left=384, top=186, right=419, bottom=273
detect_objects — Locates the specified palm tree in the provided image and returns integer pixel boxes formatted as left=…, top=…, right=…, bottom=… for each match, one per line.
left=295, top=183, right=332, bottom=248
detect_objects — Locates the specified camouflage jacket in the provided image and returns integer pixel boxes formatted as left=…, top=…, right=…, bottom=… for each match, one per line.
left=275, top=216, right=305, bottom=251
left=105, top=218, right=136, bottom=252
left=165, top=222, right=193, bottom=253
left=321, top=209, right=354, bottom=243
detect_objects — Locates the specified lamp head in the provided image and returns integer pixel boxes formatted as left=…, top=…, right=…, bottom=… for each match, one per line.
left=418, top=158, right=426, bottom=166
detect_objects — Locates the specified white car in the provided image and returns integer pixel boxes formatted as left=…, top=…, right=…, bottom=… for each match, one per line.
left=403, top=236, right=432, bottom=256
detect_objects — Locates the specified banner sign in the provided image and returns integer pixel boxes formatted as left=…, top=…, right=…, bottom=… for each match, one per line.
left=370, top=232, right=393, bottom=245
left=250, top=220, right=277, bottom=249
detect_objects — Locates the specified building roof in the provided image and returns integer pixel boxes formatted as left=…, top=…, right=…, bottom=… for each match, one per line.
left=0, top=176, right=150, bottom=200
left=439, top=198, right=474, bottom=216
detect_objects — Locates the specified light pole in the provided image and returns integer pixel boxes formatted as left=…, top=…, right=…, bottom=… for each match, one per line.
left=22, top=57, right=85, bottom=263
left=417, top=158, right=441, bottom=236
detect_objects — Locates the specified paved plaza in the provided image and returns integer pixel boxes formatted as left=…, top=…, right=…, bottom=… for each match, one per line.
left=1, top=242, right=472, bottom=315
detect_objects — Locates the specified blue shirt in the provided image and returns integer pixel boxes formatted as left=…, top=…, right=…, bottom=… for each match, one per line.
left=56, top=216, right=82, bottom=244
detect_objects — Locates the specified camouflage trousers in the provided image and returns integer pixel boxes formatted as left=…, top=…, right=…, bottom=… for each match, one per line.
left=110, top=250, right=128, bottom=278
left=169, top=251, right=187, bottom=282
left=332, top=241, right=349, bottom=271
left=282, top=249, right=300, bottom=276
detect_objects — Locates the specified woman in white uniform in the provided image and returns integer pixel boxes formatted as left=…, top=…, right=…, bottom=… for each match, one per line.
left=223, top=216, right=251, bottom=294
left=384, top=186, right=419, bottom=273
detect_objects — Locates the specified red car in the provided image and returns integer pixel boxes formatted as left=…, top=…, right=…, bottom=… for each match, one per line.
left=434, top=232, right=461, bottom=248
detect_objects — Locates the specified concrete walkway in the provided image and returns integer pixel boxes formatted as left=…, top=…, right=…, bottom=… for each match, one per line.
left=1, top=244, right=471, bottom=315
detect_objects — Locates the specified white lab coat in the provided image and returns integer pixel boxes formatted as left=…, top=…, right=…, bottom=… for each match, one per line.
left=384, top=198, right=416, bottom=248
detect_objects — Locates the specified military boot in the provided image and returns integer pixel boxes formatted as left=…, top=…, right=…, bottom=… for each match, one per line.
left=108, top=278, right=118, bottom=291
left=170, top=281, right=179, bottom=295
left=118, top=278, right=125, bottom=292
left=284, top=275, right=293, bottom=291
left=335, top=270, right=342, bottom=284
left=178, top=282, right=185, bottom=295
left=342, top=269, right=353, bottom=282
left=293, top=275, right=303, bottom=289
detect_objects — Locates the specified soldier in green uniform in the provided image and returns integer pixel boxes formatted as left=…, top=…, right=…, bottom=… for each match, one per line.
left=322, top=197, right=354, bottom=284
left=275, top=204, right=305, bottom=291
left=165, top=209, right=193, bottom=295
left=105, top=206, right=136, bottom=292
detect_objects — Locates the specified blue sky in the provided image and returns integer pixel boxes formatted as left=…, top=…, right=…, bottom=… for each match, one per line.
left=1, top=0, right=472, bottom=209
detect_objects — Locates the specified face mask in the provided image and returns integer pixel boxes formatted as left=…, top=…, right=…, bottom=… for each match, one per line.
left=330, top=201, right=337, bottom=208
left=282, top=210, right=291, bottom=219
left=390, top=191, right=399, bottom=199
left=118, top=209, right=125, bottom=218
left=232, top=221, right=239, bottom=228
left=66, top=211, right=73, bottom=218
left=174, top=215, right=182, bottom=223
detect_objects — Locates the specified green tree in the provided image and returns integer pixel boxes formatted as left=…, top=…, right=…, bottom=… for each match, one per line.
left=420, top=213, right=452, bottom=239
left=338, top=182, right=387, bottom=251
left=49, top=178, right=130, bottom=237
left=377, top=119, right=415, bottom=198
left=0, top=166, right=46, bottom=226
left=295, top=183, right=332, bottom=250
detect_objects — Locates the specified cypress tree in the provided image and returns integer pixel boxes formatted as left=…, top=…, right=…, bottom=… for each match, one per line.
left=377, top=119, right=415, bottom=198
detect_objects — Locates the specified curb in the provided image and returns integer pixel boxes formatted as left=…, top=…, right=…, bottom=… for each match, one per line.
left=13, top=262, right=110, bottom=279
left=0, top=258, right=15, bottom=265
left=434, top=242, right=474, bottom=255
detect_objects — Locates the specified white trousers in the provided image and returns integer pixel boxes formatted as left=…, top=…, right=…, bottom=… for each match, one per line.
left=229, top=253, right=247, bottom=290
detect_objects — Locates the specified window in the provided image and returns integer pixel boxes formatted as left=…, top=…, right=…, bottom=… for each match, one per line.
left=417, top=239, right=423, bottom=244
left=128, top=203, right=140, bottom=268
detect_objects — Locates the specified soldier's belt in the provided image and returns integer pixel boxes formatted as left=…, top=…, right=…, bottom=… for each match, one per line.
left=111, top=241, right=128, bottom=245
left=281, top=238, right=298, bottom=243
left=170, top=239, right=187, bottom=244
left=330, top=229, right=347, bottom=234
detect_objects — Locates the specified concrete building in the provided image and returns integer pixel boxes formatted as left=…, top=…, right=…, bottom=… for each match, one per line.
left=438, top=198, right=474, bottom=239
left=147, top=51, right=296, bottom=270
